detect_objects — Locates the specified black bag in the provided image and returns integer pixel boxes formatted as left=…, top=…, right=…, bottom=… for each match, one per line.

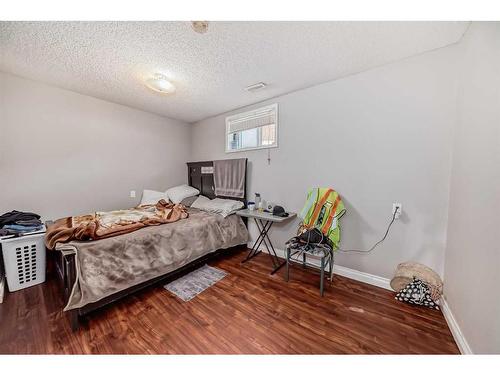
left=287, top=228, right=333, bottom=252
left=298, top=228, right=324, bottom=244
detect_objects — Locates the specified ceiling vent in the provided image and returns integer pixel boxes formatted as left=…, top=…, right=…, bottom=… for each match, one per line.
left=245, top=82, right=267, bottom=92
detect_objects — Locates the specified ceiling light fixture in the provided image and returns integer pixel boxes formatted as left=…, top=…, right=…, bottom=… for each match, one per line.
left=191, top=21, right=209, bottom=34
left=145, top=74, right=176, bottom=94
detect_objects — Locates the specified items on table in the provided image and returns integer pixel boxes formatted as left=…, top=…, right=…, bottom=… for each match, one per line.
left=0, top=210, right=43, bottom=237
left=255, top=193, right=261, bottom=209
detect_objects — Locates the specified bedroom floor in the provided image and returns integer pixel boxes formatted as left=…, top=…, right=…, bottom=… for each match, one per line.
left=0, top=248, right=459, bottom=354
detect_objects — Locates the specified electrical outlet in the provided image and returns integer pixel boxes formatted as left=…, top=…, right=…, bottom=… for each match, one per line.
left=392, top=203, right=402, bottom=219
left=130, top=190, right=136, bottom=198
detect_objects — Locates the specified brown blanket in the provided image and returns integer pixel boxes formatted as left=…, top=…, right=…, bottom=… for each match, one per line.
left=46, top=199, right=188, bottom=249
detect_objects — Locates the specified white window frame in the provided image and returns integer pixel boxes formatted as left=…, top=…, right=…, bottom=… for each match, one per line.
left=225, top=103, right=279, bottom=153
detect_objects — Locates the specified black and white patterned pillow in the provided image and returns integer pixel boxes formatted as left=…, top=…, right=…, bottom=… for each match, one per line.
left=395, top=277, right=439, bottom=310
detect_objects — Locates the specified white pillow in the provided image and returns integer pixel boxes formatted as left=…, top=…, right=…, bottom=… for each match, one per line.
left=139, top=189, right=169, bottom=206
left=191, top=196, right=244, bottom=217
left=165, top=184, right=200, bottom=204
left=191, top=195, right=211, bottom=210
left=215, top=198, right=244, bottom=217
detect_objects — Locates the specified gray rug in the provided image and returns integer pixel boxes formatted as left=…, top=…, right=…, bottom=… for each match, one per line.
left=164, top=265, right=227, bottom=301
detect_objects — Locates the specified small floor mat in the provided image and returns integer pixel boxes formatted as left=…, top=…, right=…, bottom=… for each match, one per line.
left=164, top=265, right=227, bottom=301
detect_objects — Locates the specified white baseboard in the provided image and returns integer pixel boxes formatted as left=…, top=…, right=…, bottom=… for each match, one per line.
left=247, top=244, right=469, bottom=354
left=248, top=243, right=392, bottom=290
left=332, top=264, right=392, bottom=290
left=440, top=296, right=473, bottom=354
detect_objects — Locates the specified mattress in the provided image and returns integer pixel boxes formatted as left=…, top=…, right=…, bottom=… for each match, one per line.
left=57, top=208, right=248, bottom=310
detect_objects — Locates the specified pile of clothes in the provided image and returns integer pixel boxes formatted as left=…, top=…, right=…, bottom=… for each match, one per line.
left=0, top=210, right=44, bottom=237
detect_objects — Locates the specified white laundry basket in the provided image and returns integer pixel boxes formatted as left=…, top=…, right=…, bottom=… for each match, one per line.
left=0, top=231, right=46, bottom=292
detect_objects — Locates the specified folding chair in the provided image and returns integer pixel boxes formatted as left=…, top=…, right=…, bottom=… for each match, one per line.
left=284, top=187, right=345, bottom=296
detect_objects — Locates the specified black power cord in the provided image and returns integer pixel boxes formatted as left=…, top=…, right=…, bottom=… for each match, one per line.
left=337, top=206, right=399, bottom=254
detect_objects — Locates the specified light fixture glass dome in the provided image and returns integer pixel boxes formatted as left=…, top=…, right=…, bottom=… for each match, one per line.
left=145, top=74, right=176, bottom=94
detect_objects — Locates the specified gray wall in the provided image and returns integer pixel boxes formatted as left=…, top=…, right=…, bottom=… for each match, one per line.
left=191, top=44, right=460, bottom=279
left=444, top=23, right=500, bottom=354
left=0, top=72, right=191, bottom=221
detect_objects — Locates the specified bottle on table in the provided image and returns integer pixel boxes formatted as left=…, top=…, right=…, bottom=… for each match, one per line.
left=255, top=193, right=261, bottom=210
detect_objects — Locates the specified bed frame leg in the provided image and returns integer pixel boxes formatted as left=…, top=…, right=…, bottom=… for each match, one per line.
left=69, top=310, right=80, bottom=332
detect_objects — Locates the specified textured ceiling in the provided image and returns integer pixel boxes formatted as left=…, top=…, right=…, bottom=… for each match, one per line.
left=0, top=21, right=468, bottom=123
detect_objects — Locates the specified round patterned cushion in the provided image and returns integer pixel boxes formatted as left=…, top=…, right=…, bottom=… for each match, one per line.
left=395, top=277, right=439, bottom=310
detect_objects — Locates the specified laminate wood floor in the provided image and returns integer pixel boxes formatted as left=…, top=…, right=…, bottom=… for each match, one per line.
left=0, top=248, right=459, bottom=354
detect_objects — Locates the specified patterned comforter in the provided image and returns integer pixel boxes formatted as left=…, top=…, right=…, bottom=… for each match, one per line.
left=56, top=208, right=248, bottom=310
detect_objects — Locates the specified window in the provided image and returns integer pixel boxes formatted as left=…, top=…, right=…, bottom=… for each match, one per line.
left=225, top=103, right=278, bottom=153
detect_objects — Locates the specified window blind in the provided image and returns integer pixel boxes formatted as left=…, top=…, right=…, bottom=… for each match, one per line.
left=227, top=105, right=277, bottom=134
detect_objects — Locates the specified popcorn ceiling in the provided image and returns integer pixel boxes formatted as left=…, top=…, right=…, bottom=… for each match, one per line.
left=0, top=21, right=468, bottom=123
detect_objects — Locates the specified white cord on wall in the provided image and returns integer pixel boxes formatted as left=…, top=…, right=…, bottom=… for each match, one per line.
left=337, top=206, right=399, bottom=254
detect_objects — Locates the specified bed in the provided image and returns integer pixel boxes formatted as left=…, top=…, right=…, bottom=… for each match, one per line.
left=53, top=159, right=248, bottom=331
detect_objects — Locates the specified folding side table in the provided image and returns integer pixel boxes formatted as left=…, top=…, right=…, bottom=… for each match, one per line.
left=236, top=209, right=296, bottom=275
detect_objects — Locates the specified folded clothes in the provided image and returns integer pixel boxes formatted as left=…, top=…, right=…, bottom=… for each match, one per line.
left=3, top=224, right=44, bottom=232
left=0, top=210, right=41, bottom=228
left=0, top=229, right=44, bottom=238
left=11, top=219, right=43, bottom=227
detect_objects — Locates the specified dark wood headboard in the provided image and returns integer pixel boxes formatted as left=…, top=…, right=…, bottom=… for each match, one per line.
left=187, top=159, right=248, bottom=206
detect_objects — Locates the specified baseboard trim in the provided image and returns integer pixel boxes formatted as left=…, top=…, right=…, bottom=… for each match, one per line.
left=248, top=243, right=392, bottom=291
left=246, top=243, right=469, bottom=354
left=440, top=297, right=473, bottom=354
left=333, top=264, right=392, bottom=291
